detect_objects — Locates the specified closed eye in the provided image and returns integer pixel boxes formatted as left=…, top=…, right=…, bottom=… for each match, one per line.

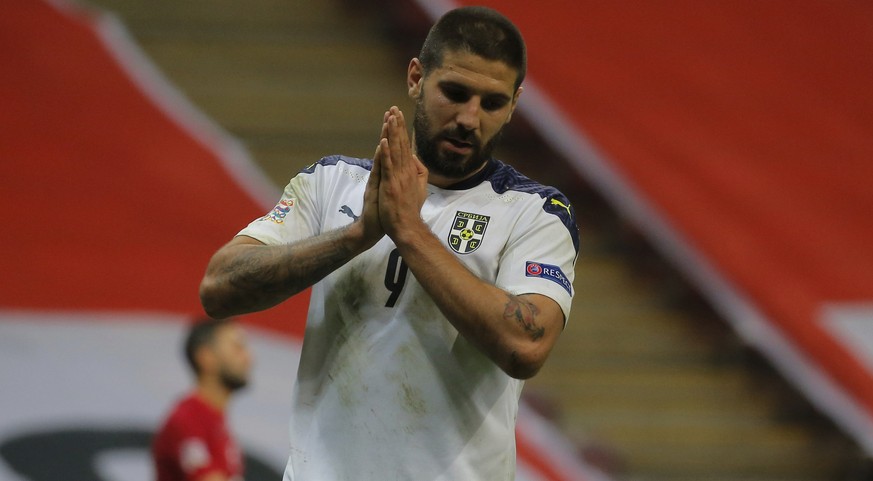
left=440, top=83, right=471, bottom=103
left=482, top=95, right=510, bottom=112
left=438, top=81, right=512, bottom=112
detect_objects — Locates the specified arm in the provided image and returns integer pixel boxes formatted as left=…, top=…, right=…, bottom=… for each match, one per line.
left=378, top=108, right=564, bottom=379
left=395, top=228, right=564, bottom=379
left=200, top=138, right=387, bottom=319
left=200, top=222, right=373, bottom=319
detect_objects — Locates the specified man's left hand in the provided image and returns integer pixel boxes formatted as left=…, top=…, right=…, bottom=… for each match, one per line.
left=377, top=106, right=429, bottom=241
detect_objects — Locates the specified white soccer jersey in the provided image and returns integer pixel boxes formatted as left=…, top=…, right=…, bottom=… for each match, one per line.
left=238, top=155, right=579, bottom=481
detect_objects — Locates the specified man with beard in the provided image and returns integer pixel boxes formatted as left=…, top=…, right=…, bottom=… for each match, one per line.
left=199, top=6, right=578, bottom=480
left=153, top=318, right=252, bottom=481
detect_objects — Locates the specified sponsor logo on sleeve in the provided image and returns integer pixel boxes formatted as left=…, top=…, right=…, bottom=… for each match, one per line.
left=448, top=211, right=490, bottom=254
left=261, top=198, right=295, bottom=224
left=525, top=261, right=572, bottom=295
left=180, top=437, right=211, bottom=473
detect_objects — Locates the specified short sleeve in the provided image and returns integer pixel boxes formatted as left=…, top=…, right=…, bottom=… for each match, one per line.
left=237, top=166, right=321, bottom=246
left=178, top=436, right=217, bottom=479
left=172, top=419, right=233, bottom=480
left=495, top=196, right=579, bottom=323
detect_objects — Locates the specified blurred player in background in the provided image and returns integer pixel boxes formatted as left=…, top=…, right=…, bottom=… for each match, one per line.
left=153, top=318, right=252, bottom=481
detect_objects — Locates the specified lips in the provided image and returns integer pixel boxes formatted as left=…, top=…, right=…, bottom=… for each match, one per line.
left=442, top=136, right=475, bottom=154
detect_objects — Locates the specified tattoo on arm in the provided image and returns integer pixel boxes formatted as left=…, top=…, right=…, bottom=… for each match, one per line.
left=503, top=295, right=545, bottom=341
left=217, top=228, right=355, bottom=313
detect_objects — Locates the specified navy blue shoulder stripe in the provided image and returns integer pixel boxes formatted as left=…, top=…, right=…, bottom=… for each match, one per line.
left=488, top=160, right=580, bottom=254
left=297, top=155, right=578, bottom=253
left=300, top=155, right=373, bottom=174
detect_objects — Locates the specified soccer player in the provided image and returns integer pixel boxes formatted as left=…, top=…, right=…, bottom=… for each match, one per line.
left=200, top=6, right=578, bottom=480
left=152, top=318, right=252, bottom=481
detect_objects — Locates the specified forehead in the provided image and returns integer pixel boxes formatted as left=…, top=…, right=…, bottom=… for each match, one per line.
left=213, top=323, right=245, bottom=344
left=429, top=50, right=519, bottom=97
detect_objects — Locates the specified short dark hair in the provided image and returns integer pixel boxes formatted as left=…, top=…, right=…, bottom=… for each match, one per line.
left=184, top=317, right=232, bottom=375
left=419, top=6, right=527, bottom=89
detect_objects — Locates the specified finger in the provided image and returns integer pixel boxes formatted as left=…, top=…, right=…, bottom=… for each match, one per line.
left=413, top=154, right=427, bottom=175
left=386, top=112, right=407, bottom=160
left=393, top=109, right=411, bottom=163
left=388, top=108, right=407, bottom=141
left=381, top=111, right=390, bottom=140
left=377, top=108, right=392, bottom=178
left=369, top=143, right=382, bottom=186
left=375, top=139, right=387, bottom=177
left=387, top=115, right=404, bottom=173
left=378, top=137, right=392, bottom=180
left=414, top=154, right=429, bottom=190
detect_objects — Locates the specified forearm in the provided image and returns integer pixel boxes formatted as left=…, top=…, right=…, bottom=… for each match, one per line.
left=375, top=107, right=560, bottom=377
left=393, top=224, right=557, bottom=379
left=200, top=222, right=371, bottom=318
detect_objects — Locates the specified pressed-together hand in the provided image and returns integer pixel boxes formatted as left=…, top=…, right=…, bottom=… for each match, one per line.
left=366, top=106, right=564, bottom=380
left=358, top=111, right=390, bottom=248
left=377, top=106, right=429, bottom=242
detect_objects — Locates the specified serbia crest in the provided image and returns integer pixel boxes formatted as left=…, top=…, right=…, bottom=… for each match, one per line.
left=448, top=211, right=490, bottom=254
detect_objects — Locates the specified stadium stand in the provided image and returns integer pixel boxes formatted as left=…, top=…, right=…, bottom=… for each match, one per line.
left=2, top=0, right=871, bottom=479
left=79, top=0, right=873, bottom=478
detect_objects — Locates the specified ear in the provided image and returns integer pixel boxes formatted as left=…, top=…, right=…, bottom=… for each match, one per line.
left=506, top=86, right=523, bottom=123
left=407, top=58, right=424, bottom=99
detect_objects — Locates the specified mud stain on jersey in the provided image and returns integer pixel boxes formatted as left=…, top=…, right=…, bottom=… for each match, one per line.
left=400, top=282, right=510, bottom=440
left=390, top=344, right=428, bottom=417
left=319, top=262, right=374, bottom=409
left=400, top=382, right=427, bottom=416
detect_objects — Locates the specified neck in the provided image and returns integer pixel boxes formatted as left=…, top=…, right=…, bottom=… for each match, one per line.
left=425, top=159, right=491, bottom=189
left=428, top=172, right=462, bottom=189
left=195, top=378, right=230, bottom=411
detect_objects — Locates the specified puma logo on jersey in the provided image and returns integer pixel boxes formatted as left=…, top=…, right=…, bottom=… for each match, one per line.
left=339, top=205, right=359, bottom=221
left=550, top=198, right=572, bottom=217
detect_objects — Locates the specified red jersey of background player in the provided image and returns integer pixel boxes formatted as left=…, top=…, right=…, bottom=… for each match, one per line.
left=153, top=393, right=244, bottom=481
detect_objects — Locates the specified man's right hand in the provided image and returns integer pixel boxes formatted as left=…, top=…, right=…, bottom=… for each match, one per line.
left=200, top=111, right=397, bottom=319
left=356, top=111, right=391, bottom=249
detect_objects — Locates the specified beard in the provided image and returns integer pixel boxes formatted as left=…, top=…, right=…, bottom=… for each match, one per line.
left=219, top=367, right=248, bottom=392
left=413, top=95, right=505, bottom=180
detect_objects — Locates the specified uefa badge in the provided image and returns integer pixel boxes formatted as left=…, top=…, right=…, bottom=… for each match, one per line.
left=448, top=211, right=490, bottom=254
left=262, top=198, right=295, bottom=224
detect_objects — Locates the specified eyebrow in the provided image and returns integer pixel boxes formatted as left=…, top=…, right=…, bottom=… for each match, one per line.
left=438, top=80, right=513, bottom=104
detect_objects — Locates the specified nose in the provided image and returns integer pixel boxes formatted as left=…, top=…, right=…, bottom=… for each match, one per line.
left=238, top=344, right=253, bottom=368
left=455, top=97, right=481, bottom=133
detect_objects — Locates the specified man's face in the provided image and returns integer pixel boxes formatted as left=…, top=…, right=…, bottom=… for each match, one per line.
left=408, top=50, right=522, bottom=184
left=210, top=324, right=252, bottom=392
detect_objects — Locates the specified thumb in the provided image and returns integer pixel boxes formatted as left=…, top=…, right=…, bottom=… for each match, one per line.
left=413, top=155, right=428, bottom=189
left=413, top=154, right=427, bottom=176
left=368, top=143, right=382, bottom=189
